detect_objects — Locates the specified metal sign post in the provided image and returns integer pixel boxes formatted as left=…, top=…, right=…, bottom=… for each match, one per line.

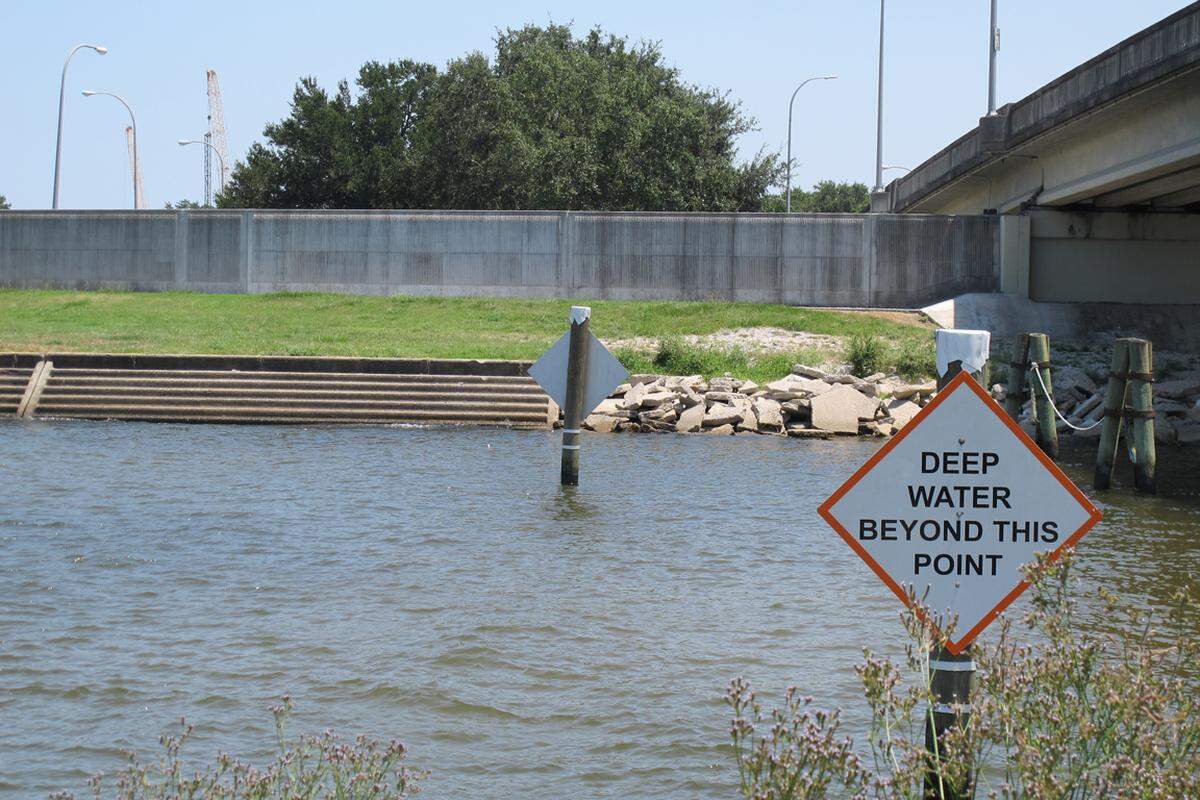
left=559, top=307, right=592, bottom=485
left=528, top=306, right=628, bottom=487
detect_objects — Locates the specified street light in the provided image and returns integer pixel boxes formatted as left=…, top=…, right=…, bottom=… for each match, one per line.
left=883, top=165, right=911, bottom=174
left=873, top=0, right=886, bottom=194
left=988, top=0, right=1000, bottom=115
left=785, top=75, right=837, bottom=213
left=52, top=43, right=108, bottom=209
left=177, top=138, right=227, bottom=201
left=82, top=90, right=140, bottom=209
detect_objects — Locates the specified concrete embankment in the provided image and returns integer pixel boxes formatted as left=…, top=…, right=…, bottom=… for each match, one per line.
left=0, top=353, right=554, bottom=427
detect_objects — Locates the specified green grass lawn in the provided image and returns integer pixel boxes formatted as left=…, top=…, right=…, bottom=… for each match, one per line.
left=0, top=289, right=936, bottom=380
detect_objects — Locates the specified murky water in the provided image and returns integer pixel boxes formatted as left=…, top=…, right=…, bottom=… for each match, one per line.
left=1, top=422, right=1197, bottom=798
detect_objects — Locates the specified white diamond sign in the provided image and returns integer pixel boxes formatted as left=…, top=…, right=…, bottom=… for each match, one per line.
left=818, top=371, right=1102, bottom=653
left=528, top=330, right=628, bottom=416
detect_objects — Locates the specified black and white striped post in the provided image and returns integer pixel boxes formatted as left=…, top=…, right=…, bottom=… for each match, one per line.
left=559, top=306, right=591, bottom=486
left=924, top=647, right=975, bottom=799
left=926, top=328, right=988, bottom=800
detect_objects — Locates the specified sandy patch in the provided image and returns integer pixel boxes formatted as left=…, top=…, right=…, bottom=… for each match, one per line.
left=603, top=327, right=844, bottom=355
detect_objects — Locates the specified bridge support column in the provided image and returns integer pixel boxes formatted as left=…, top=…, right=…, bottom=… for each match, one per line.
left=999, top=214, right=1030, bottom=298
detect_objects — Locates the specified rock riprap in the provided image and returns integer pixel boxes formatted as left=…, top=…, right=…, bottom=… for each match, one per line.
left=578, top=365, right=936, bottom=438
left=574, top=363, right=1200, bottom=445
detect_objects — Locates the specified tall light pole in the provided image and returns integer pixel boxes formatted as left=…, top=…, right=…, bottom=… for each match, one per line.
left=988, top=0, right=1000, bottom=114
left=786, top=75, right=837, bottom=213
left=82, top=90, right=140, bottom=209
left=52, top=43, right=108, bottom=209
left=873, top=0, right=886, bottom=194
left=178, top=138, right=226, bottom=204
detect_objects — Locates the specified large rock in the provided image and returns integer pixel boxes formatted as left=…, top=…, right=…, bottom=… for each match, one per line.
left=704, top=390, right=742, bottom=405
left=640, top=404, right=679, bottom=424
left=585, top=414, right=621, bottom=433
left=640, top=391, right=678, bottom=408
left=628, top=374, right=661, bottom=386
left=707, top=423, right=736, bottom=435
left=1074, top=392, right=1103, bottom=420
left=1155, top=417, right=1178, bottom=445
left=736, top=405, right=758, bottom=432
left=708, top=376, right=738, bottom=393
left=592, top=398, right=632, bottom=418
left=810, top=384, right=879, bottom=433
left=884, top=380, right=937, bottom=400
left=1154, top=398, right=1188, bottom=414
left=1156, top=375, right=1200, bottom=399
left=780, top=399, right=810, bottom=419
left=703, top=402, right=743, bottom=427
left=676, top=403, right=706, bottom=433
left=786, top=425, right=832, bottom=439
left=1177, top=421, right=1200, bottom=444
left=791, top=364, right=830, bottom=381
left=752, top=397, right=784, bottom=432
left=1052, top=366, right=1097, bottom=402
left=854, top=379, right=878, bottom=397
left=664, top=374, right=704, bottom=392
left=623, top=381, right=650, bottom=409
left=764, top=375, right=832, bottom=399
left=886, top=398, right=922, bottom=430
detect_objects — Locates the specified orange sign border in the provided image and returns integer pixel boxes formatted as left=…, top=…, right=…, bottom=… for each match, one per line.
left=817, top=370, right=1103, bottom=654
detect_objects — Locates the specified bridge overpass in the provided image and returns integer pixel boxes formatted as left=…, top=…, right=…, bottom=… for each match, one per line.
left=876, top=2, right=1200, bottom=308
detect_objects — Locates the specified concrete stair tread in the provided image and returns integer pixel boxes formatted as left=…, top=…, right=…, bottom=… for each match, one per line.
left=32, top=413, right=548, bottom=427
left=43, top=378, right=546, bottom=395
left=36, top=403, right=548, bottom=419
left=39, top=386, right=547, bottom=401
left=50, top=368, right=537, bottom=384
left=37, top=395, right=548, bottom=410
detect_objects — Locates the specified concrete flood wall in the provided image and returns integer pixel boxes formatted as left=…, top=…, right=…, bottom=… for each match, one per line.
left=0, top=210, right=999, bottom=308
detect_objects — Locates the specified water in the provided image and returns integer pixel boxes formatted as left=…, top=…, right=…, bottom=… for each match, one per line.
left=1, top=421, right=1197, bottom=798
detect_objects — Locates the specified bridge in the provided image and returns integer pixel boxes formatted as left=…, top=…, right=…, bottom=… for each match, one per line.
left=876, top=2, right=1200, bottom=309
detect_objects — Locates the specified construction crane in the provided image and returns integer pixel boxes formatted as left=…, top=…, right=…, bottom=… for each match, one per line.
left=206, top=69, right=230, bottom=202
left=125, top=126, right=144, bottom=209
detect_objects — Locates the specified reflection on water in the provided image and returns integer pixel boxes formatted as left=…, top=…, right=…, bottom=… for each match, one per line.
left=0, top=422, right=1196, bottom=799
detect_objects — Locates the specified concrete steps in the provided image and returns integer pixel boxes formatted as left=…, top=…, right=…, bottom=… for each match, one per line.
left=4, top=355, right=554, bottom=427
left=0, top=367, right=34, bottom=416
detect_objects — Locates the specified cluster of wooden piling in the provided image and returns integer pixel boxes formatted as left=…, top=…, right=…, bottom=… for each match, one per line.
left=1005, top=332, right=1156, bottom=494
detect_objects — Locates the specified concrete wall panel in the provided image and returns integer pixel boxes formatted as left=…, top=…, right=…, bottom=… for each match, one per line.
left=0, top=210, right=998, bottom=307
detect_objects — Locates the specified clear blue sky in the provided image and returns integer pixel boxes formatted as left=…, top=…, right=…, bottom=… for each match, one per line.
left=0, top=0, right=1191, bottom=209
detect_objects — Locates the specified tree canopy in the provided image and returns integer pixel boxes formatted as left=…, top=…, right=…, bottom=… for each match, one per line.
left=220, top=25, right=782, bottom=211
left=761, top=180, right=870, bottom=213
left=0, top=194, right=10, bottom=210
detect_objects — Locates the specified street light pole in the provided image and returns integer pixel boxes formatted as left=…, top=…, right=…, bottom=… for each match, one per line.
left=786, top=75, right=837, bottom=213
left=52, top=43, right=107, bottom=209
left=874, top=0, right=886, bottom=193
left=988, top=0, right=1000, bottom=114
left=82, top=90, right=140, bottom=209
left=178, top=138, right=227, bottom=202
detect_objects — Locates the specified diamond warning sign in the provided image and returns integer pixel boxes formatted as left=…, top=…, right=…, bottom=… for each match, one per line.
left=818, top=371, right=1102, bottom=653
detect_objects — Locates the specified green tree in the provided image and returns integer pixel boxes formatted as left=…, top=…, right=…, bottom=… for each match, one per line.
left=221, top=25, right=781, bottom=211
left=762, top=180, right=870, bottom=213
left=0, top=194, right=10, bottom=210
left=165, top=199, right=205, bottom=209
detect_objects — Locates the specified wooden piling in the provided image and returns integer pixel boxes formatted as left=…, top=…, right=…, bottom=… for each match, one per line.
left=1127, top=338, right=1157, bottom=494
left=937, top=360, right=963, bottom=391
left=1028, top=333, right=1058, bottom=459
left=1092, top=340, right=1129, bottom=491
left=1005, top=333, right=1030, bottom=421
left=924, top=646, right=975, bottom=800
left=560, top=306, right=591, bottom=486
